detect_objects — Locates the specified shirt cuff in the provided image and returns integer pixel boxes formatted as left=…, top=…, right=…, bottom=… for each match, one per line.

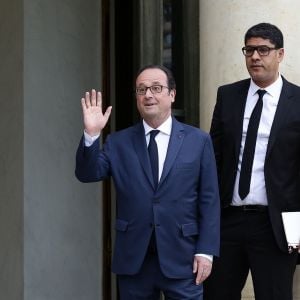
left=83, top=131, right=100, bottom=147
left=194, top=254, right=213, bottom=262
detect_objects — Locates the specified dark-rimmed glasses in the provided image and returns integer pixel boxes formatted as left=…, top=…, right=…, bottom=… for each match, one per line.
left=135, top=85, right=169, bottom=95
left=242, top=45, right=279, bottom=57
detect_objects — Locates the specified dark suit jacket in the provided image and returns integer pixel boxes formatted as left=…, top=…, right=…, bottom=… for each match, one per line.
left=210, top=77, right=300, bottom=254
left=76, top=117, right=220, bottom=278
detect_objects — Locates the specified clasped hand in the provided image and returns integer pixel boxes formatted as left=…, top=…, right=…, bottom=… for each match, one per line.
left=193, top=256, right=212, bottom=285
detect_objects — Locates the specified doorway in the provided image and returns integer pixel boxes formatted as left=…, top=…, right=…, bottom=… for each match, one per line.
left=101, top=1, right=200, bottom=298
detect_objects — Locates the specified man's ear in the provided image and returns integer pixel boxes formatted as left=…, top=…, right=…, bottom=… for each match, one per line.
left=170, top=89, right=176, bottom=102
left=278, top=48, right=284, bottom=62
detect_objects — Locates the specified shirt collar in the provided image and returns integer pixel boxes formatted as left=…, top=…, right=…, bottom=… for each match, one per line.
left=249, top=74, right=283, bottom=98
left=143, top=116, right=172, bottom=136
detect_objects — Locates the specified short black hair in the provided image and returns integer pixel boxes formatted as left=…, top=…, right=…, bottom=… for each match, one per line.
left=244, top=23, right=284, bottom=48
left=135, top=65, right=176, bottom=90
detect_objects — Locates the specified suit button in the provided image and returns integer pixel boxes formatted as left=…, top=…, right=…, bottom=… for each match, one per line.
left=153, top=197, right=160, bottom=203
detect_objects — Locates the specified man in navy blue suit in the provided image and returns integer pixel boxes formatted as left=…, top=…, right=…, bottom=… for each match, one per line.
left=75, top=65, right=220, bottom=299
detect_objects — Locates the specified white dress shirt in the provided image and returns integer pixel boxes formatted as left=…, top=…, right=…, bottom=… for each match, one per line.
left=232, top=75, right=283, bottom=206
left=143, top=117, right=172, bottom=182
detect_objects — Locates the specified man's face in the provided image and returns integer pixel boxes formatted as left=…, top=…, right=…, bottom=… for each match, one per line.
left=245, top=37, right=284, bottom=88
left=135, top=68, right=175, bottom=127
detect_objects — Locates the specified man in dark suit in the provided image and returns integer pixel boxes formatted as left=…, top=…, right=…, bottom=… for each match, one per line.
left=75, top=65, right=220, bottom=299
left=204, top=23, right=300, bottom=300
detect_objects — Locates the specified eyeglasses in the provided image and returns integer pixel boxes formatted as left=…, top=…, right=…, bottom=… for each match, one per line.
left=242, top=45, right=279, bottom=57
left=135, top=85, right=169, bottom=95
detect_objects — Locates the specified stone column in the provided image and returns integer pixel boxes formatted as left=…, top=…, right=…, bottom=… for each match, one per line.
left=0, top=0, right=103, bottom=299
left=0, top=0, right=23, bottom=297
left=199, top=1, right=300, bottom=299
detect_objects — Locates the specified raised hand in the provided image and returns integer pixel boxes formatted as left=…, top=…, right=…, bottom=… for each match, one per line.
left=81, top=89, right=112, bottom=136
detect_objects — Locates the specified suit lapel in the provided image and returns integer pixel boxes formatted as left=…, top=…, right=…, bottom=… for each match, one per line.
left=233, top=80, right=251, bottom=161
left=266, top=78, right=294, bottom=157
left=132, top=122, right=155, bottom=187
left=132, top=119, right=186, bottom=189
left=159, top=118, right=185, bottom=187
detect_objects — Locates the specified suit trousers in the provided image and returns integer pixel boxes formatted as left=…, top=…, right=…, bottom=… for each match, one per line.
left=117, top=249, right=203, bottom=300
left=203, top=208, right=298, bottom=300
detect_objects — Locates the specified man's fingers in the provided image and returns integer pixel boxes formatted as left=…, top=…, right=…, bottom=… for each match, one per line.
left=96, top=91, right=102, bottom=106
left=85, top=91, right=91, bottom=108
left=104, top=106, right=112, bottom=120
left=193, top=256, right=212, bottom=285
left=81, top=98, right=87, bottom=111
left=196, top=267, right=211, bottom=285
left=82, top=90, right=102, bottom=109
left=91, top=89, right=97, bottom=106
left=193, top=258, right=198, bottom=273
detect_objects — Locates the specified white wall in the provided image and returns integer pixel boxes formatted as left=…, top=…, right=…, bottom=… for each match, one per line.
left=200, top=0, right=300, bottom=131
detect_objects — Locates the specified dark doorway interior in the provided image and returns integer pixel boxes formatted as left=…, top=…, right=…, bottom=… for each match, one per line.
left=114, top=1, right=138, bottom=130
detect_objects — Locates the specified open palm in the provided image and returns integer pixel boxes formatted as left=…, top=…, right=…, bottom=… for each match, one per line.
left=81, top=89, right=112, bottom=136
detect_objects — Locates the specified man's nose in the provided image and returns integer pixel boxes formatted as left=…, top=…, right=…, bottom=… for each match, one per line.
left=251, top=49, right=261, bottom=59
left=145, top=87, right=154, bottom=96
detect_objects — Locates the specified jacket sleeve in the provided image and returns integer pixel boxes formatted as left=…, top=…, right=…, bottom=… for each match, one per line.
left=196, top=134, right=220, bottom=257
left=75, top=135, right=111, bottom=182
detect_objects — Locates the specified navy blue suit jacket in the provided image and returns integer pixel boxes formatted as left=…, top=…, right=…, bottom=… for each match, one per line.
left=76, top=117, right=220, bottom=278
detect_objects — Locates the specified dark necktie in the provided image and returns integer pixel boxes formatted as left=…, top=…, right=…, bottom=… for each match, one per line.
left=238, top=89, right=266, bottom=200
left=148, top=130, right=160, bottom=188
